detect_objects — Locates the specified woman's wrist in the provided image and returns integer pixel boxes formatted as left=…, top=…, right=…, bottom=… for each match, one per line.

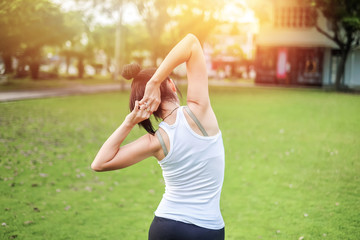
left=148, top=76, right=162, bottom=86
left=123, top=115, right=137, bottom=129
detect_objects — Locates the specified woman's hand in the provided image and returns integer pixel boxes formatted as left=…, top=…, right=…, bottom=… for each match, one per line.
left=139, top=80, right=161, bottom=113
left=125, top=100, right=152, bottom=126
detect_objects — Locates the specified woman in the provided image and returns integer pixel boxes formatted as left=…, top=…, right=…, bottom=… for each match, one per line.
left=91, top=34, right=225, bottom=240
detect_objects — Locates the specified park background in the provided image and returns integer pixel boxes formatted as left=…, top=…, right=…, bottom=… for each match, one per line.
left=1, top=0, right=360, bottom=239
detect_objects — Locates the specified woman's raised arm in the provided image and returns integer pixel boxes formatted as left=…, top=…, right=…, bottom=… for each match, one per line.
left=140, top=34, right=210, bottom=112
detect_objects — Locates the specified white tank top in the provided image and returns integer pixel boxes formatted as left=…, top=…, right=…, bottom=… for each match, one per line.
left=154, top=106, right=225, bottom=230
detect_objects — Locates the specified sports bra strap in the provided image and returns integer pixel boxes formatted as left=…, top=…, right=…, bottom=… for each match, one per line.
left=155, top=130, right=168, bottom=157
left=184, top=106, right=208, bottom=136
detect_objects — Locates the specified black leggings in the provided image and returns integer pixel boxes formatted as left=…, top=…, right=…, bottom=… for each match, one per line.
left=148, top=216, right=225, bottom=240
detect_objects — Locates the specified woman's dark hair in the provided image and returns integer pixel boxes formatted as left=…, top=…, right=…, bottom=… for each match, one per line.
left=121, top=63, right=181, bottom=135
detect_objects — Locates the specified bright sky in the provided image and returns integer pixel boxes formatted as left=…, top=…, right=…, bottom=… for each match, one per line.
left=51, top=0, right=256, bottom=25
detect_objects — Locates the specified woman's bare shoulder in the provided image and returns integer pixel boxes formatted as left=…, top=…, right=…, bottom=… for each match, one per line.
left=185, top=103, right=220, bottom=136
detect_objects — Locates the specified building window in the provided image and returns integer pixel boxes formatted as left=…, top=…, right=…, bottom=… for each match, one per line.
left=274, top=6, right=315, bottom=28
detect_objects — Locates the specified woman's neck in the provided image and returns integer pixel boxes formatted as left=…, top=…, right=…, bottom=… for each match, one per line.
left=161, top=101, right=180, bottom=121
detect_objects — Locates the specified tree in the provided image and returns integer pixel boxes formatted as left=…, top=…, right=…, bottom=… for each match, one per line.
left=90, top=25, right=116, bottom=74
left=135, top=0, right=172, bottom=66
left=135, top=0, right=226, bottom=65
left=75, top=0, right=129, bottom=87
left=122, top=23, right=152, bottom=64
left=60, top=11, right=93, bottom=79
left=166, top=0, right=225, bottom=45
left=309, top=0, right=360, bottom=90
left=0, top=0, right=78, bottom=79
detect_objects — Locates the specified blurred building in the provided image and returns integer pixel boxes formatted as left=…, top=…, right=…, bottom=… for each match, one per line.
left=255, top=0, right=360, bottom=88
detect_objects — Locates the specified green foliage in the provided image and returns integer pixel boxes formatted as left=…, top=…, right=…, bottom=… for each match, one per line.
left=134, top=0, right=174, bottom=65
left=58, top=11, right=93, bottom=78
left=123, top=23, right=151, bottom=64
left=1, top=88, right=359, bottom=239
left=342, top=16, right=360, bottom=32
left=0, top=0, right=82, bottom=79
left=90, top=25, right=116, bottom=59
left=0, top=0, right=75, bottom=54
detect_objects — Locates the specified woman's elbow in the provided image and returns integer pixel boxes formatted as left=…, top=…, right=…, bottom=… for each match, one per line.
left=91, top=161, right=126, bottom=172
left=91, top=162, right=104, bottom=172
left=186, top=33, right=199, bottom=45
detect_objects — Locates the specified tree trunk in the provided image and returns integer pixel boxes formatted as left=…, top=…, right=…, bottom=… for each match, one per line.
left=106, top=56, right=112, bottom=74
left=334, top=49, right=350, bottom=90
left=16, top=57, right=27, bottom=78
left=65, top=55, right=70, bottom=75
left=30, top=61, right=40, bottom=80
left=3, top=54, right=13, bottom=74
left=77, top=57, right=84, bottom=78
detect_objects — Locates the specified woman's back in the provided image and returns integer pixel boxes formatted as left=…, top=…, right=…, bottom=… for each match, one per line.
left=155, top=106, right=225, bottom=230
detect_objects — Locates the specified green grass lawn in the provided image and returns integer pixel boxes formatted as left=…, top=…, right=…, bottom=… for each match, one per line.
left=1, top=87, right=359, bottom=239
